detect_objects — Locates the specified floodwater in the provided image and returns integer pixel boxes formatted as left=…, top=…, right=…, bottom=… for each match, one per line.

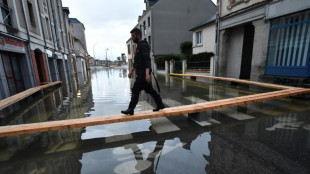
left=0, top=67, right=310, bottom=174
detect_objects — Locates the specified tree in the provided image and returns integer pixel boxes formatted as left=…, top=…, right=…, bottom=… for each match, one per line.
left=179, top=41, right=192, bottom=59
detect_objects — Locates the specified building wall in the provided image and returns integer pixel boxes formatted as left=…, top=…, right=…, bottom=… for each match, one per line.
left=72, top=23, right=87, bottom=48
left=192, top=23, right=216, bottom=54
left=151, top=0, right=216, bottom=56
left=218, top=0, right=310, bottom=81
left=138, top=9, right=152, bottom=47
left=0, top=0, right=81, bottom=100
left=224, top=26, right=244, bottom=79
left=251, top=19, right=270, bottom=82
left=220, top=0, right=271, bottom=17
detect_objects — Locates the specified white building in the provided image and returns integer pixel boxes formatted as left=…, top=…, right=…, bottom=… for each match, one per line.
left=190, top=15, right=216, bottom=54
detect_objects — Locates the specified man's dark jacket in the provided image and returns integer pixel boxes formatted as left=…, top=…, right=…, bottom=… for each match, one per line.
left=133, top=40, right=151, bottom=78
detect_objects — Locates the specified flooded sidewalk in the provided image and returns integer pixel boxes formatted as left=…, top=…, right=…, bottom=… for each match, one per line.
left=0, top=67, right=309, bottom=173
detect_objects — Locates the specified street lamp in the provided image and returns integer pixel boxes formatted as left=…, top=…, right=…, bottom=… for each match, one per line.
left=93, top=43, right=99, bottom=59
left=106, top=48, right=109, bottom=66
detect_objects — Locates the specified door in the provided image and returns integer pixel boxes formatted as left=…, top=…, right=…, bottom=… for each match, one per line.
left=1, top=53, right=25, bottom=95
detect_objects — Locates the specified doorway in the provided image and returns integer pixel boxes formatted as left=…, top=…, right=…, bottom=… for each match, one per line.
left=34, top=50, right=44, bottom=84
left=239, top=24, right=255, bottom=79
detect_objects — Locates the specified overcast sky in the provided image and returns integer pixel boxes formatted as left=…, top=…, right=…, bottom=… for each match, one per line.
left=62, top=0, right=217, bottom=61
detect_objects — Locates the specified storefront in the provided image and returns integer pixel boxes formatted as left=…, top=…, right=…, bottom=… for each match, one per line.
left=265, top=10, right=310, bottom=78
left=0, top=36, right=33, bottom=99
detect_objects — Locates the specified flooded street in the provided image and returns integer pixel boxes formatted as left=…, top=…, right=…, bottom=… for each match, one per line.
left=0, top=67, right=310, bottom=174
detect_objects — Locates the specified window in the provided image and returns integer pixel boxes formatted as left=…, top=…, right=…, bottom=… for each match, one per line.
left=196, top=31, right=202, bottom=45
left=148, top=36, right=151, bottom=49
left=128, top=44, right=131, bottom=54
left=57, top=2, right=62, bottom=28
left=45, top=17, right=51, bottom=40
left=42, top=0, right=48, bottom=13
left=143, top=21, right=146, bottom=35
left=148, top=17, right=150, bottom=27
left=265, top=10, right=310, bottom=77
left=1, top=0, right=12, bottom=26
left=1, top=53, right=25, bottom=95
left=43, top=0, right=47, bottom=8
left=27, top=1, right=36, bottom=26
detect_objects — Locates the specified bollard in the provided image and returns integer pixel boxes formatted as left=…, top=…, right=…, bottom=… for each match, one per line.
left=210, top=57, right=214, bottom=76
left=182, top=59, right=187, bottom=74
left=165, top=60, right=169, bottom=74
left=170, top=59, right=174, bottom=74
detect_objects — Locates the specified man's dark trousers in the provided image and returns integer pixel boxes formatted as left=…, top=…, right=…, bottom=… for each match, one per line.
left=128, top=76, right=163, bottom=111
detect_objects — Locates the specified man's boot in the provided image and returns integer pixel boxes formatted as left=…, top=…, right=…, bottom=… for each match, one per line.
left=153, top=103, right=165, bottom=112
left=152, top=94, right=165, bottom=112
left=121, top=101, right=137, bottom=115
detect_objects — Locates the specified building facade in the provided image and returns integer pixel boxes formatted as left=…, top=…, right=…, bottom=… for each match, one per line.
left=127, top=0, right=216, bottom=70
left=69, top=18, right=89, bottom=86
left=0, top=0, right=89, bottom=100
left=217, top=0, right=310, bottom=83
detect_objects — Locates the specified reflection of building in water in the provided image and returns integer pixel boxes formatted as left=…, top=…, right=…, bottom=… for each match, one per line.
left=0, top=78, right=94, bottom=173
left=206, top=111, right=310, bottom=173
left=205, top=130, right=277, bottom=173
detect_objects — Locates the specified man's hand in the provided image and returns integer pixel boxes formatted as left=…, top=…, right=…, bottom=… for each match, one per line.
left=128, top=68, right=135, bottom=78
left=145, top=74, right=151, bottom=83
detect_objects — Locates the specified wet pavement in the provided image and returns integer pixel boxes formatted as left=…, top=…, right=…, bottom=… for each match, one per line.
left=0, top=66, right=309, bottom=174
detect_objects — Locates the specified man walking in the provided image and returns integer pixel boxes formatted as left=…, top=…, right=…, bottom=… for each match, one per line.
left=121, top=28, right=165, bottom=115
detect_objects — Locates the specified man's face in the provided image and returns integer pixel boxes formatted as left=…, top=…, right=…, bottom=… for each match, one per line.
left=131, top=33, right=139, bottom=43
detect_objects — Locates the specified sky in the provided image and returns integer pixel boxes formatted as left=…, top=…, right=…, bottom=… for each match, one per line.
left=62, top=0, right=217, bottom=61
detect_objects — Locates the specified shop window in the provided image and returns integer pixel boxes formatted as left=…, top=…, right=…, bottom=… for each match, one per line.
left=1, top=53, right=25, bottom=95
left=265, top=10, right=310, bottom=77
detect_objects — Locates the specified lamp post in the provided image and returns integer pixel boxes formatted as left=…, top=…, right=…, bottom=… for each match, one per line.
left=93, top=43, right=99, bottom=59
left=106, top=48, right=109, bottom=67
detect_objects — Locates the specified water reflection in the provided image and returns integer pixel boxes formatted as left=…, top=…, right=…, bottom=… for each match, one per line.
left=0, top=67, right=309, bottom=173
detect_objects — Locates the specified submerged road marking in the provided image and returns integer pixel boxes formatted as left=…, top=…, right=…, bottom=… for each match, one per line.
left=139, top=101, right=180, bottom=134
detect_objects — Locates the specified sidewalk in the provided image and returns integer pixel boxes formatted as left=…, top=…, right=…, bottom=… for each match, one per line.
left=157, top=70, right=211, bottom=83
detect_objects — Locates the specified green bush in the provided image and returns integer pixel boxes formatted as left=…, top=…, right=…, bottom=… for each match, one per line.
left=179, top=41, right=192, bottom=58
left=188, top=52, right=214, bottom=62
left=187, top=52, right=214, bottom=69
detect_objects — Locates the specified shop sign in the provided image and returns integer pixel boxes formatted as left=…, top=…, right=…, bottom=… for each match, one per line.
left=0, top=37, right=25, bottom=53
left=55, top=52, right=63, bottom=59
left=46, top=49, right=53, bottom=57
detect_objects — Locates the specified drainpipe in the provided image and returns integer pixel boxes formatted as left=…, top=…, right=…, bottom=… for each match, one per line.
left=50, top=0, right=60, bottom=49
left=36, top=0, right=46, bottom=48
left=62, top=9, right=74, bottom=83
left=46, top=0, right=56, bottom=50
left=215, top=0, right=222, bottom=77
left=19, top=0, right=37, bottom=86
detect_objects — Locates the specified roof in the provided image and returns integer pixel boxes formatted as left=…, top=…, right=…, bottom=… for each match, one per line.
left=69, top=18, right=85, bottom=29
left=189, top=14, right=216, bottom=31
left=62, top=7, right=70, bottom=14
left=69, top=18, right=82, bottom=23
